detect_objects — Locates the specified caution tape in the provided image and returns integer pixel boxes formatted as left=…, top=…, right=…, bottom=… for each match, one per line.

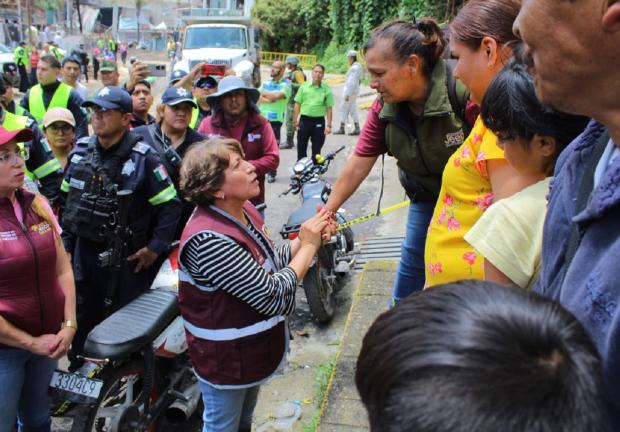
left=337, top=199, right=410, bottom=230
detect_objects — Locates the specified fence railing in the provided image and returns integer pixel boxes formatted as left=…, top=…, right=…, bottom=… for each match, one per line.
left=260, top=51, right=317, bottom=69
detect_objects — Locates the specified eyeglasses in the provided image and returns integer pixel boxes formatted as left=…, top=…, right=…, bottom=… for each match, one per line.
left=0, top=147, right=29, bottom=165
left=47, top=123, right=74, bottom=134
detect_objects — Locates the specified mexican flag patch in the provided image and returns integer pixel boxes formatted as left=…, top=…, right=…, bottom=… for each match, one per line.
left=153, top=165, right=169, bottom=182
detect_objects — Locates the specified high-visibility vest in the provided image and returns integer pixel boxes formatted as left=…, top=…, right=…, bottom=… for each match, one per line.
left=190, top=102, right=199, bottom=129
left=13, top=47, right=29, bottom=68
left=28, top=83, right=72, bottom=123
left=14, top=105, right=27, bottom=116
left=50, top=47, right=64, bottom=61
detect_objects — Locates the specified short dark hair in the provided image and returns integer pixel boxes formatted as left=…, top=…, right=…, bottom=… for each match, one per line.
left=132, top=80, right=152, bottom=92
left=481, top=61, right=589, bottom=165
left=356, top=280, right=610, bottom=432
left=62, top=56, right=81, bottom=68
left=313, top=63, right=325, bottom=73
left=40, top=54, right=61, bottom=69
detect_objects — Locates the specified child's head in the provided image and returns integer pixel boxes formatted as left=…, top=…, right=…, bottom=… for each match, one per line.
left=481, top=61, right=589, bottom=176
left=356, top=280, right=610, bottom=432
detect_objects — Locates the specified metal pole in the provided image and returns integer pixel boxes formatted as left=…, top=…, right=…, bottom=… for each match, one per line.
left=17, top=0, right=23, bottom=42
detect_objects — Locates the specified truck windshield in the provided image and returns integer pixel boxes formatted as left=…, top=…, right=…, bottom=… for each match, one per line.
left=185, top=27, right=247, bottom=50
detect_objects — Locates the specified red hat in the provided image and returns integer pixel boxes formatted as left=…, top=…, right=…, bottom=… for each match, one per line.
left=0, top=126, right=34, bottom=147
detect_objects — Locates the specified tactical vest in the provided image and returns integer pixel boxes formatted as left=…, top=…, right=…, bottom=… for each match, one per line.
left=178, top=202, right=287, bottom=388
left=380, top=60, right=469, bottom=197
left=29, top=83, right=72, bottom=123
left=0, top=190, right=65, bottom=347
left=61, top=137, right=133, bottom=243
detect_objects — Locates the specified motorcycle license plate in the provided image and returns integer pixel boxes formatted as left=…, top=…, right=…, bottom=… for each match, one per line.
left=49, top=370, right=103, bottom=404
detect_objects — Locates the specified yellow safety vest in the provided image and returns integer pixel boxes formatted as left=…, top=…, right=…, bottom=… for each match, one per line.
left=190, top=103, right=199, bottom=129
left=29, top=83, right=72, bottom=123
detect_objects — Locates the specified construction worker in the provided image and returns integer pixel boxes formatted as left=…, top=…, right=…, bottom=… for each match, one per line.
left=334, top=50, right=363, bottom=135
left=283, top=55, right=306, bottom=149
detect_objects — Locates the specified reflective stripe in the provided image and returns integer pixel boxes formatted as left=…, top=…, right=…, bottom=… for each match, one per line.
left=178, top=269, right=218, bottom=292
left=184, top=316, right=285, bottom=342
left=148, top=184, right=177, bottom=206
left=29, top=83, right=72, bottom=122
left=60, top=179, right=70, bottom=193
left=32, top=158, right=62, bottom=179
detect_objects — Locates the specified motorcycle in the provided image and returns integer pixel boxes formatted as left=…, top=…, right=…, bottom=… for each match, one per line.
left=49, top=246, right=202, bottom=431
left=279, top=146, right=356, bottom=322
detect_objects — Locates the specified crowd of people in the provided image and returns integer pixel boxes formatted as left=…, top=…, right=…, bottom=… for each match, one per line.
left=0, top=0, right=619, bottom=430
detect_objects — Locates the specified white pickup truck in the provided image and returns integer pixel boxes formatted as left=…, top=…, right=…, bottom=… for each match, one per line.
left=173, top=8, right=261, bottom=88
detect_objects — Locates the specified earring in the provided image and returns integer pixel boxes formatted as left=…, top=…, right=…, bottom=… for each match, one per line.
left=219, top=193, right=225, bottom=200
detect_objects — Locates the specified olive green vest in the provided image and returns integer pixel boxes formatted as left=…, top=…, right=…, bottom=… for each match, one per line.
left=380, top=60, right=469, bottom=196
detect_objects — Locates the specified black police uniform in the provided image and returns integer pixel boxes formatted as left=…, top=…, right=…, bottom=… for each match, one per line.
left=61, top=129, right=182, bottom=363
left=133, top=122, right=204, bottom=238
left=0, top=107, right=63, bottom=206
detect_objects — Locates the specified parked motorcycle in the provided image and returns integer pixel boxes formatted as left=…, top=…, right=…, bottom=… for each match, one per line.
left=279, top=146, right=356, bottom=322
left=49, top=247, right=201, bottom=431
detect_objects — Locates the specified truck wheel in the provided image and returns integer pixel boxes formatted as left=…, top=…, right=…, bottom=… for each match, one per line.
left=252, top=65, right=261, bottom=88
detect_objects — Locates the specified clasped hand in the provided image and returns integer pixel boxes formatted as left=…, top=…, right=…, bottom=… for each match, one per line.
left=298, top=207, right=339, bottom=247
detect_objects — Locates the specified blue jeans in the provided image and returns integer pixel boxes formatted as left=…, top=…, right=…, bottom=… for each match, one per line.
left=199, top=380, right=260, bottom=432
left=0, top=348, right=57, bottom=432
left=391, top=201, right=435, bottom=305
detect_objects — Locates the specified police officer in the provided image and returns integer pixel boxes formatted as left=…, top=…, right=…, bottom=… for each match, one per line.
left=60, top=86, right=182, bottom=368
left=283, top=55, right=306, bottom=149
left=21, top=54, right=88, bottom=138
left=0, top=77, right=63, bottom=205
left=13, top=41, right=30, bottom=93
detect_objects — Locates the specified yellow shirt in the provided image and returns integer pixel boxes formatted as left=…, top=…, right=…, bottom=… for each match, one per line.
left=424, top=116, right=504, bottom=287
left=464, top=178, right=551, bottom=290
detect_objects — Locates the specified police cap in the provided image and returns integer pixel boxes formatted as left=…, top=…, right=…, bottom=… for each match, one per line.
left=82, top=86, right=133, bottom=113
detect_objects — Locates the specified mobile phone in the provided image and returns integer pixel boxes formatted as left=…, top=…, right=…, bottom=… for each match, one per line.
left=147, top=63, right=167, bottom=77
left=202, top=63, right=226, bottom=77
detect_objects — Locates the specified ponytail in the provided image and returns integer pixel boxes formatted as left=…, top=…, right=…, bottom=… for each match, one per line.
left=364, top=18, right=446, bottom=76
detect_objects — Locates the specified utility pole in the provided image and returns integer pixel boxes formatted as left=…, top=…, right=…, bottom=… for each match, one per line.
left=17, top=0, right=23, bottom=42
left=26, top=0, right=32, bottom=45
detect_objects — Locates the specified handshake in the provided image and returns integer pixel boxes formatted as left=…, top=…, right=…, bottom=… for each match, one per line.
left=297, top=207, right=339, bottom=248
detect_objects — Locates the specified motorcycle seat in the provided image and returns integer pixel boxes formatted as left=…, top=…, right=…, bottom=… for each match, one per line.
left=84, top=289, right=179, bottom=360
left=285, top=197, right=325, bottom=229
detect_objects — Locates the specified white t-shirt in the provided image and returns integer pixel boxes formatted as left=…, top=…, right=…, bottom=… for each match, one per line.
left=465, top=178, right=551, bottom=290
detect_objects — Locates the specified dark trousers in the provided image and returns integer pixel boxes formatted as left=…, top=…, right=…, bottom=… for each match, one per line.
left=93, top=57, right=99, bottom=80
left=268, top=121, right=282, bottom=176
left=81, top=64, right=89, bottom=82
left=17, top=65, right=29, bottom=93
left=297, top=115, right=326, bottom=161
left=29, top=67, right=36, bottom=86
left=69, top=241, right=151, bottom=366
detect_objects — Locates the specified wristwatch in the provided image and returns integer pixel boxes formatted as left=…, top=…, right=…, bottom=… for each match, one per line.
left=62, top=320, right=78, bottom=330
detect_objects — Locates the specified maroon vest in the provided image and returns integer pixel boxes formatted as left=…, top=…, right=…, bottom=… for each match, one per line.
left=178, top=201, right=286, bottom=388
left=0, top=189, right=65, bottom=347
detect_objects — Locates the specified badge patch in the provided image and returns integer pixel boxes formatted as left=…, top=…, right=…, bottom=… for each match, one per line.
left=122, top=159, right=136, bottom=176
left=69, top=178, right=85, bottom=190
left=248, top=133, right=262, bottom=142
left=153, top=165, right=169, bottom=182
left=445, top=129, right=465, bottom=147
left=0, top=230, right=18, bottom=241
left=71, top=154, right=83, bottom=164
left=30, top=222, right=52, bottom=235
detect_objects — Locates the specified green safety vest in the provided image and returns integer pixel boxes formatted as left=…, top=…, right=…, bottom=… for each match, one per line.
left=2, top=110, right=61, bottom=180
left=29, top=83, right=72, bottom=123
left=50, top=47, right=64, bottom=61
left=108, top=40, right=117, bottom=51
left=380, top=60, right=469, bottom=196
left=190, top=101, right=199, bottom=129
left=14, top=105, right=26, bottom=116
left=97, top=39, right=105, bottom=49
left=13, top=47, right=29, bottom=68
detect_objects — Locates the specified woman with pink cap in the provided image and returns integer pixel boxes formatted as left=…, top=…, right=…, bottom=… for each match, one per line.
left=0, top=125, right=76, bottom=431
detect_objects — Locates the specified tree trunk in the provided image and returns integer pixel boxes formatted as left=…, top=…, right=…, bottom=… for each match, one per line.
left=75, top=0, right=83, bottom=33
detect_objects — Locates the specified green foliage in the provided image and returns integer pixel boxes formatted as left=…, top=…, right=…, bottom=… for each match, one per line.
left=302, top=355, right=337, bottom=432
left=318, top=41, right=349, bottom=74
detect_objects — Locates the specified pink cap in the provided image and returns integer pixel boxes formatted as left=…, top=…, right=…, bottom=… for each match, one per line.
left=0, top=126, right=34, bottom=147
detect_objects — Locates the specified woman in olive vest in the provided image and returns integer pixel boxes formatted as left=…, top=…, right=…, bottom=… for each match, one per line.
left=177, top=138, right=335, bottom=432
left=326, top=19, right=473, bottom=305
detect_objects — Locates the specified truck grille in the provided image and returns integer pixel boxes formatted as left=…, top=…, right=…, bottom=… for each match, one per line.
left=189, top=59, right=232, bottom=70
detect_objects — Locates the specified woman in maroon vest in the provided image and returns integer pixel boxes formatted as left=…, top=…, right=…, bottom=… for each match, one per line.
left=178, top=137, right=334, bottom=432
left=0, top=126, right=76, bottom=431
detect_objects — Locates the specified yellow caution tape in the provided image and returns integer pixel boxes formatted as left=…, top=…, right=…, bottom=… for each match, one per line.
left=338, top=200, right=410, bottom=230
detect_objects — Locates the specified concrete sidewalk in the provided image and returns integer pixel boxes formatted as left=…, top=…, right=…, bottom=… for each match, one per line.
left=318, top=260, right=397, bottom=431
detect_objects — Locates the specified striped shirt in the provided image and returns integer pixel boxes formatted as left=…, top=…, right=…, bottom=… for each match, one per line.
left=180, top=223, right=297, bottom=317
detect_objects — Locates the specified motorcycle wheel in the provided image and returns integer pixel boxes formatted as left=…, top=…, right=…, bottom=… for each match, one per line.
left=70, top=361, right=161, bottom=432
left=303, top=246, right=336, bottom=323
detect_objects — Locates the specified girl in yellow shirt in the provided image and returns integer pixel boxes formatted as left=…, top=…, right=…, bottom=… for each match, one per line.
left=424, top=0, right=524, bottom=287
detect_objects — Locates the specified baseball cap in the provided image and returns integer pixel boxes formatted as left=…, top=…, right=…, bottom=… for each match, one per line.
left=194, top=76, right=218, bottom=89
left=100, top=60, right=118, bottom=72
left=169, top=69, right=188, bottom=85
left=82, top=86, right=133, bottom=113
left=0, top=126, right=34, bottom=147
left=43, top=107, right=76, bottom=128
left=160, top=87, right=198, bottom=108
left=285, top=55, right=299, bottom=66
left=347, top=50, right=358, bottom=57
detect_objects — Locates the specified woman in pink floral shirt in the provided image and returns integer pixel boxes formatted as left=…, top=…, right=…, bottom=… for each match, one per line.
left=424, top=0, right=525, bottom=287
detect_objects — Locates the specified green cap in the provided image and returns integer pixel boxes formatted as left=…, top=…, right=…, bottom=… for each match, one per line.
left=100, top=60, right=118, bottom=72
